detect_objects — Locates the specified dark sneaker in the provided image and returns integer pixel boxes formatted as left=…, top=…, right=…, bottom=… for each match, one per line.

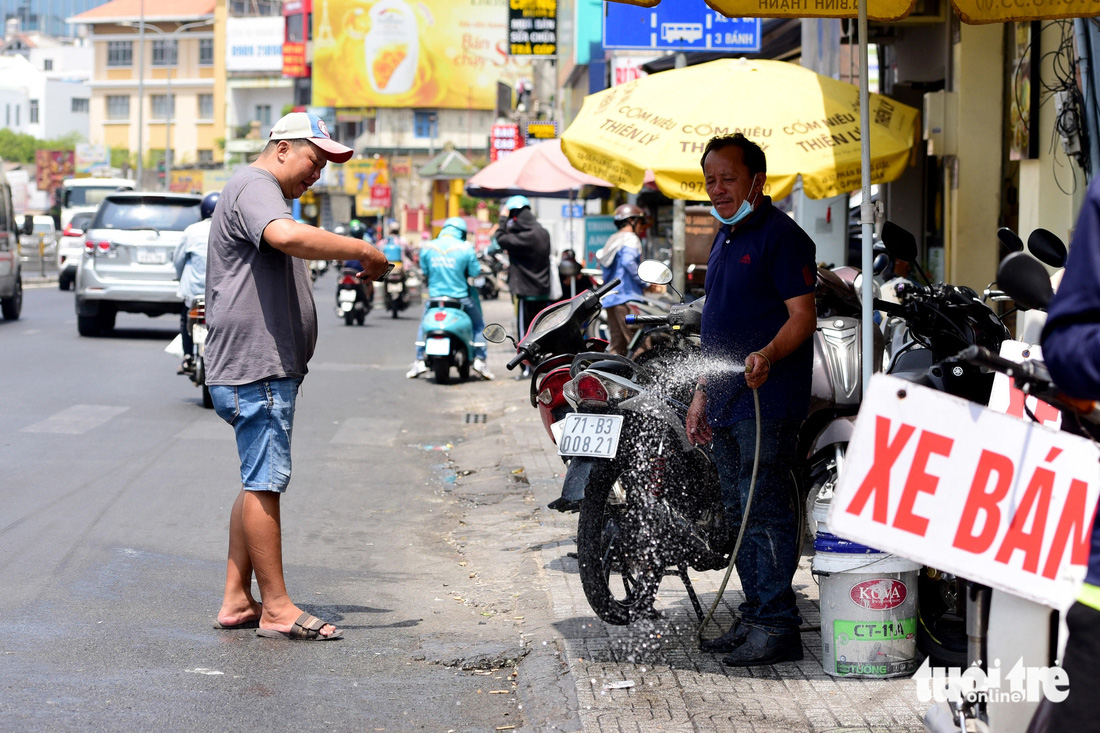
left=721, top=626, right=803, bottom=667
left=699, top=620, right=750, bottom=653
left=547, top=497, right=581, bottom=513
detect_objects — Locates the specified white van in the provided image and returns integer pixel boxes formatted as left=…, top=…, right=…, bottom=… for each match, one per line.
left=0, top=168, right=23, bottom=319
left=59, top=177, right=134, bottom=230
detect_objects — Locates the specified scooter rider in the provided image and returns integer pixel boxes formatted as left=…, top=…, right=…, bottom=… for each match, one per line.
left=406, top=217, right=494, bottom=380
left=340, top=219, right=375, bottom=303
left=596, top=203, right=648, bottom=356
left=173, top=191, right=219, bottom=375
left=685, top=133, right=817, bottom=667
left=381, top=223, right=405, bottom=264
left=1035, top=176, right=1100, bottom=732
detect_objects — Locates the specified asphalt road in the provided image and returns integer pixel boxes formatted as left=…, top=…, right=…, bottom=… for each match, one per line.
left=0, top=274, right=544, bottom=731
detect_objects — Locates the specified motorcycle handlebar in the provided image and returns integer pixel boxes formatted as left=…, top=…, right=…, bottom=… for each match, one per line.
left=593, top=277, right=621, bottom=300
left=507, top=350, right=528, bottom=370
left=625, top=313, right=670, bottom=326
left=958, top=346, right=1100, bottom=424
left=873, top=298, right=906, bottom=318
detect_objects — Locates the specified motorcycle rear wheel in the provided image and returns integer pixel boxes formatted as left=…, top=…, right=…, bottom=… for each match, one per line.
left=344, top=314, right=354, bottom=326
left=433, top=359, right=451, bottom=385
left=577, top=470, right=661, bottom=625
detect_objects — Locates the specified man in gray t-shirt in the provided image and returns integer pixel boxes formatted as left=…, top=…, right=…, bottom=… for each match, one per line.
left=206, top=112, right=387, bottom=642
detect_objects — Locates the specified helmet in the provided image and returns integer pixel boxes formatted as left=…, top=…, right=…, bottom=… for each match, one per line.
left=389, top=222, right=401, bottom=235
left=613, top=203, right=644, bottom=225
left=502, top=195, right=531, bottom=214
left=348, top=219, right=367, bottom=239
left=441, top=216, right=468, bottom=241
left=332, top=224, right=349, bottom=237
left=200, top=191, right=220, bottom=219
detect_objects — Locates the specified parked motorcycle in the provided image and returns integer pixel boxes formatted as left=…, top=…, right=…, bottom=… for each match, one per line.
left=914, top=248, right=1095, bottom=733
left=181, top=295, right=213, bottom=409
left=383, top=262, right=411, bottom=318
left=870, top=222, right=1015, bottom=668
left=335, top=266, right=372, bottom=326
left=484, top=278, right=619, bottom=446
left=477, top=251, right=504, bottom=300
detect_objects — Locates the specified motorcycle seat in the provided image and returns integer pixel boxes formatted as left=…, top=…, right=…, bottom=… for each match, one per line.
left=427, top=297, right=464, bottom=311
left=586, top=359, right=637, bottom=378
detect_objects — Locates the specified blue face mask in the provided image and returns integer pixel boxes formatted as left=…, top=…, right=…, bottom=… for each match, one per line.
left=710, top=175, right=761, bottom=226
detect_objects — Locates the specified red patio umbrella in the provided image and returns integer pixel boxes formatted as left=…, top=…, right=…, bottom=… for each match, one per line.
left=465, top=139, right=613, bottom=199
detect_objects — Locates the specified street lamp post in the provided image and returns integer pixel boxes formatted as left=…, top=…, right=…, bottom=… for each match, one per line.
left=124, top=17, right=213, bottom=190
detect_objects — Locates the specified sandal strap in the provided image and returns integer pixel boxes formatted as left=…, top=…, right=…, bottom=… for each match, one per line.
left=290, top=613, right=329, bottom=639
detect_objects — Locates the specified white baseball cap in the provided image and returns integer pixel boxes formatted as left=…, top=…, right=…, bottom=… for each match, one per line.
left=268, top=112, right=353, bottom=164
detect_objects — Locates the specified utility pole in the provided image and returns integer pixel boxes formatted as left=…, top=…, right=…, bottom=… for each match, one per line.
left=136, top=0, right=145, bottom=186
left=671, top=52, right=687, bottom=296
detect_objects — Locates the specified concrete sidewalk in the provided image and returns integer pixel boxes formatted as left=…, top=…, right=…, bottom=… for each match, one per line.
left=444, top=296, right=929, bottom=732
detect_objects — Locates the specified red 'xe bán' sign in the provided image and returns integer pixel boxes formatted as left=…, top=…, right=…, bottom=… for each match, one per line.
left=829, top=374, right=1100, bottom=611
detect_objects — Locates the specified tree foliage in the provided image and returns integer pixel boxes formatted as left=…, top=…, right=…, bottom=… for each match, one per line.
left=0, top=129, right=86, bottom=163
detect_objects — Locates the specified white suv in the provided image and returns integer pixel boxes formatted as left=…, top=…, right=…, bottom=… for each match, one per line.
left=75, top=192, right=202, bottom=336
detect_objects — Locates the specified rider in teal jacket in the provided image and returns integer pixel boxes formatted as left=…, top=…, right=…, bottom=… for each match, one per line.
left=407, top=218, right=493, bottom=379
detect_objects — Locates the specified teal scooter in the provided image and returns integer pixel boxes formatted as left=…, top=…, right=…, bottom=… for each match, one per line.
left=418, top=296, right=477, bottom=384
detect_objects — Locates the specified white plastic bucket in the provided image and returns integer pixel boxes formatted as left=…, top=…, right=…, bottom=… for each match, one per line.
left=813, top=536, right=921, bottom=678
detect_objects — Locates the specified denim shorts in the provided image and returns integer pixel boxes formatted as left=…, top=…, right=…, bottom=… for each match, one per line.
left=209, top=377, right=303, bottom=493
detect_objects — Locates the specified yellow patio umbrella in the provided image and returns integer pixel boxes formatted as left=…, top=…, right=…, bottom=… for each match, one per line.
left=560, top=58, right=919, bottom=201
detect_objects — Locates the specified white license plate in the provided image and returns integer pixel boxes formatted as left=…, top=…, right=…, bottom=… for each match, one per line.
left=136, top=249, right=166, bottom=264
left=425, top=337, right=451, bottom=356
left=192, top=324, right=207, bottom=346
left=338, top=289, right=358, bottom=302
left=386, top=282, right=404, bottom=294
left=557, top=413, right=623, bottom=459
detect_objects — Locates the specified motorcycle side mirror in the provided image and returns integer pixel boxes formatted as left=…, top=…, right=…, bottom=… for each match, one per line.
left=558, top=260, right=581, bottom=278
left=483, top=323, right=514, bottom=346
left=872, top=253, right=891, bottom=276
left=1027, top=228, right=1067, bottom=269
left=880, top=221, right=917, bottom=262
left=997, top=252, right=1053, bottom=311
left=997, top=227, right=1024, bottom=254
left=880, top=221, right=932, bottom=285
left=637, top=260, right=672, bottom=285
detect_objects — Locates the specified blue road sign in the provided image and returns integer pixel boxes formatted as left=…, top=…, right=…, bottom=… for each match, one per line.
left=602, top=3, right=760, bottom=53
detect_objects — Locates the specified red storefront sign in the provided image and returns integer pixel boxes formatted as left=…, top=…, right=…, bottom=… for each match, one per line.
left=490, top=124, right=523, bottom=162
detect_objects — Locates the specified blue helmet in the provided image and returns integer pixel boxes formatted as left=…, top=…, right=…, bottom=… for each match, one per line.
left=200, top=191, right=220, bottom=219
left=441, top=216, right=468, bottom=240
left=503, top=195, right=531, bottom=213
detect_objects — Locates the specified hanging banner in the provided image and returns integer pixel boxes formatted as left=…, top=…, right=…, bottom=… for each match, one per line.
left=282, top=42, right=308, bottom=77
left=311, top=0, right=533, bottom=109
left=828, top=375, right=1100, bottom=611
left=952, top=0, right=1099, bottom=24
left=605, top=0, right=915, bottom=21
left=508, top=0, right=557, bottom=57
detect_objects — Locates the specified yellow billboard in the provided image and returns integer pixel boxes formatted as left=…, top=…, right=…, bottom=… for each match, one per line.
left=312, top=0, right=533, bottom=109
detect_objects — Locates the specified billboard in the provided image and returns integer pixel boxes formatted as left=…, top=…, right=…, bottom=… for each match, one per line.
left=35, top=150, right=75, bottom=194
left=75, top=143, right=110, bottom=175
left=311, top=0, right=532, bottom=109
left=508, top=0, right=557, bottom=58
left=226, top=16, right=285, bottom=72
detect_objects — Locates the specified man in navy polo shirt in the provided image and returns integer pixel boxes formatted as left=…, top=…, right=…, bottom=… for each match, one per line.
left=686, top=133, right=817, bottom=666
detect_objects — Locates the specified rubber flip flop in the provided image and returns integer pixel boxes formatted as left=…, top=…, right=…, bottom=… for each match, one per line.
left=255, top=612, right=342, bottom=641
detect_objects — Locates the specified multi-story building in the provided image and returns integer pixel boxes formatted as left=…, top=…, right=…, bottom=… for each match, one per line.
left=68, top=0, right=223, bottom=185
left=222, top=0, right=291, bottom=166
left=0, top=20, right=92, bottom=141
